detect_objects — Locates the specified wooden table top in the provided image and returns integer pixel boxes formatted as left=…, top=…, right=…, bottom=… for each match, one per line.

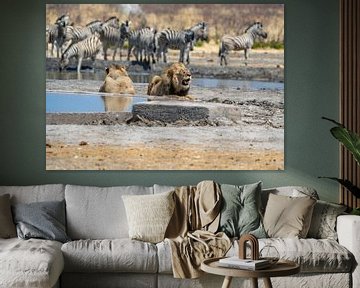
left=201, top=257, right=300, bottom=278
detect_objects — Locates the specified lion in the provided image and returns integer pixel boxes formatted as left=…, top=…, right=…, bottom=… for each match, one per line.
left=99, top=64, right=135, bottom=94
left=147, top=62, right=191, bottom=96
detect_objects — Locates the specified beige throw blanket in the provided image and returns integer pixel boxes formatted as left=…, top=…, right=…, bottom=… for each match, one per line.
left=165, top=181, right=231, bottom=278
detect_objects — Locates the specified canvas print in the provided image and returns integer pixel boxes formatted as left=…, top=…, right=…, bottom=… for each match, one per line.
left=45, top=4, right=284, bottom=170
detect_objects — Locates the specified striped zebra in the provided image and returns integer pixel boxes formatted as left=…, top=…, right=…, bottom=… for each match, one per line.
left=137, top=28, right=157, bottom=64
left=156, top=28, right=195, bottom=63
left=55, top=14, right=71, bottom=26
left=99, top=20, right=130, bottom=61
left=127, top=27, right=156, bottom=63
left=46, top=14, right=71, bottom=58
left=219, top=22, right=268, bottom=66
left=189, top=22, right=208, bottom=51
left=59, top=35, right=102, bottom=73
left=63, top=20, right=102, bottom=49
left=103, top=16, right=120, bottom=29
left=46, top=21, right=66, bottom=58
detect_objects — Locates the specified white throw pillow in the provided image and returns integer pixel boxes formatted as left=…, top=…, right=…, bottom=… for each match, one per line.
left=122, top=191, right=175, bottom=243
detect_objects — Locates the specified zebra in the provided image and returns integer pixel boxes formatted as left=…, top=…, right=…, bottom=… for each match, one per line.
left=99, top=20, right=130, bottom=61
left=46, top=21, right=66, bottom=58
left=219, top=22, right=268, bottom=66
left=137, top=27, right=157, bottom=64
left=46, top=14, right=71, bottom=58
left=103, top=16, right=120, bottom=29
left=156, top=28, right=195, bottom=63
left=188, top=22, right=208, bottom=51
left=55, top=14, right=71, bottom=26
left=59, top=35, right=102, bottom=73
left=127, top=27, right=156, bottom=63
left=63, top=20, right=102, bottom=49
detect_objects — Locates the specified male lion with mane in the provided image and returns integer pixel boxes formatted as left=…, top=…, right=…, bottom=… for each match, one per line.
left=99, top=64, right=135, bottom=94
left=147, top=62, right=191, bottom=96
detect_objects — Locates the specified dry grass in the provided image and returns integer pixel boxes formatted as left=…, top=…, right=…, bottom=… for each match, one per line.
left=46, top=4, right=284, bottom=44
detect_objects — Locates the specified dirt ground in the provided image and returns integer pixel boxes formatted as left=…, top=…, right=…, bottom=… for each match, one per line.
left=46, top=48, right=284, bottom=170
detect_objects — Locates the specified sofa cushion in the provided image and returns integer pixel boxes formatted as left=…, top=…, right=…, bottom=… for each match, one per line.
left=61, top=239, right=158, bottom=273
left=260, top=238, right=353, bottom=273
left=218, top=182, right=266, bottom=238
left=0, top=194, right=16, bottom=238
left=0, top=238, right=64, bottom=288
left=12, top=200, right=70, bottom=243
left=263, top=193, right=316, bottom=238
left=122, top=191, right=175, bottom=243
left=0, top=184, right=65, bottom=204
left=65, top=185, right=153, bottom=239
left=158, top=237, right=353, bottom=274
left=307, top=200, right=347, bottom=240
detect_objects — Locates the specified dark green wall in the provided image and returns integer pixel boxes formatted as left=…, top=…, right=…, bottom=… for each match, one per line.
left=0, top=0, right=340, bottom=202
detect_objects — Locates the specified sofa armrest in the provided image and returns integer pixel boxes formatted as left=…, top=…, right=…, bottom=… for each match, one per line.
left=337, top=215, right=360, bottom=288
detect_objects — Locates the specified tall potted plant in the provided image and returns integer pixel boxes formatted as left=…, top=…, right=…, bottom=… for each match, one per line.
left=320, top=117, right=360, bottom=214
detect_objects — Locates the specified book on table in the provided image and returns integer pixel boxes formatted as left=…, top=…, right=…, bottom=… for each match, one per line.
left=218, top=257, right=271, bottom=270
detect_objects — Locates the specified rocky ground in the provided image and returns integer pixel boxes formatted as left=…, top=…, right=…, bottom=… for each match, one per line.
left=46, top=49, right=284, bottom=170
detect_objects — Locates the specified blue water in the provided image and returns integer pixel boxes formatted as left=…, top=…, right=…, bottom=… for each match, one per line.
left=46, top=73, right=283, bottom=113
left=192, top=78, right=283, bottom=90
left=46, top=71, right=284, bottom=91
left=46, top=92, right=147, bottom=113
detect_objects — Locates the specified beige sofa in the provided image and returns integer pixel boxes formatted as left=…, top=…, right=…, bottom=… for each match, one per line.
left=0, top=183, right=359, bottom=288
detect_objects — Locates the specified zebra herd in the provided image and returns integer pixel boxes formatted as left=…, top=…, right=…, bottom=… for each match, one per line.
left=46, top=14, right=268, bottom=72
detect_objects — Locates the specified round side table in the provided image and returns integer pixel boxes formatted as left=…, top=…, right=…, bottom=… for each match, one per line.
left=201, top=257, right=300, bottom=288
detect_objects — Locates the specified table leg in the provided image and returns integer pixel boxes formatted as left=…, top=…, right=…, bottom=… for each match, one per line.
left=221, top=276, right=233, bottom=288
left=251, top=278, right=258, bottom=288
left=263, top=277, right=273, bottom=288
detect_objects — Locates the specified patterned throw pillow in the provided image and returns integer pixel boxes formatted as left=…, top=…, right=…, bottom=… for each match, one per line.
left=307, top=200, right=347, bottom=240
left=218, top=182, right=266, bottom=239
left=263, top=193, right=316, bottom=238
left=122, top=191, right=175, bottom=243
left=0, top=194, right=16, bottom=238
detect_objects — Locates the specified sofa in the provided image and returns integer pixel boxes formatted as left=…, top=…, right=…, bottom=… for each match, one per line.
left=0, top=183, right=359, bottom=288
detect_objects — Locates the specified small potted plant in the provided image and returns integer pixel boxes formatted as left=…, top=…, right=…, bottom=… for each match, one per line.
left=320, top=117, right=360, bottom=215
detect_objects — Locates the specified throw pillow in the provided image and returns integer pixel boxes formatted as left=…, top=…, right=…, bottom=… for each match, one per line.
left=122, top=190, right=175, bottom=243
left=263, top=193, right=316, bottom=238
left=307, top=200, right=347, bottom=240
left=12, top=200, right=70, bottom=243
left=218, top=182, right=267, bottom=238
left=0, top=194, right=17, bottom=238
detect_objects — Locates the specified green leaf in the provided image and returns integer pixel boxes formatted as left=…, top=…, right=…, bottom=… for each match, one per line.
left=318, top=177, right=360, bottom=198
left=322, top=117, right=360, bottom=165
left=330, top=127, right=360, bottom=165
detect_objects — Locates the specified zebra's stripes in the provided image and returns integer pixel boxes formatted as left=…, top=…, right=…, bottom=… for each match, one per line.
left=63, top=20, right=102, bottom=49
left=55, top=14, right=71, bottom=26
left=59, top=35, right=102, bottom=73
left=103, top=16, right=120, bottom=29
left=99, top=20, right=130, bottom=61
left=219, top=22, right=267, bottom=66
left=137, top=27, right=157, bottom=63
left=127, top=27, right=156, bottom=63
left=156, top=28, right=195, bottom=63
left=189, top=22, right=208, bottom=51
left=46, top=21, right=66, bottom=58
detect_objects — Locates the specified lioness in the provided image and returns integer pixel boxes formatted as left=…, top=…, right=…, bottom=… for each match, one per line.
left=147, top=62, right=191, bottom=96
left=99, top=64, right=135, bottom=94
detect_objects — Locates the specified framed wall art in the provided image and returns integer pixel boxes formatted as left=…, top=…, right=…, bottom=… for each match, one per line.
left=45, top=3, right=284, bottom=170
